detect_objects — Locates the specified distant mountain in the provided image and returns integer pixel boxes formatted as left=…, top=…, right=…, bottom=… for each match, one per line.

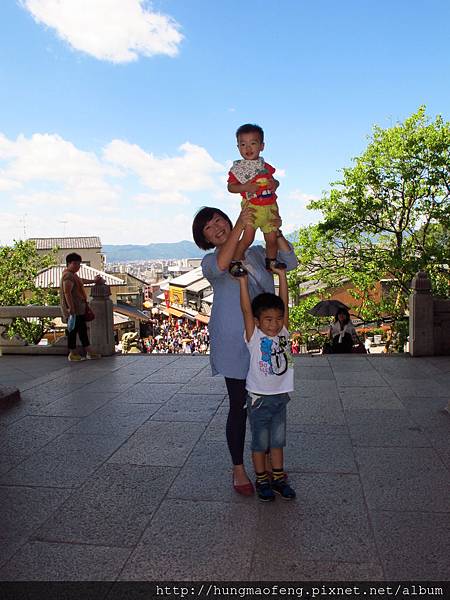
left=103, top=232, right=299, bottom=262
left=103, top=240, right=205, bottom=262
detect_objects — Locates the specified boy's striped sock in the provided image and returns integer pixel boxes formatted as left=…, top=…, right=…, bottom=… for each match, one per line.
left=256, top=471, right=270, bottom=485
left=272, top=468, right=285, bottom=482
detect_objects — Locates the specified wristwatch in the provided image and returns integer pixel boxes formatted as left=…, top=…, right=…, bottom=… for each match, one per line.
left=276, top=229, right=284, bottom=239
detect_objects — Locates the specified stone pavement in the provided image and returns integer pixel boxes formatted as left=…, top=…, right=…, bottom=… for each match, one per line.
left=0, top=354, right=449, bottom=582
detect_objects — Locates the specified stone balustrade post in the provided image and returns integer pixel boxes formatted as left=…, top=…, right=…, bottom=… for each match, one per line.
left=409, top=271, right=434, bottom=356
left=89, top=282, right=115, bottom=356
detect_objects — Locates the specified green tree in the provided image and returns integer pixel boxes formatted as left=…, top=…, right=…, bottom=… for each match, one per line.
left=0, top=240, right=58, bottom=344
left=293, top=106, right=450, bottom=320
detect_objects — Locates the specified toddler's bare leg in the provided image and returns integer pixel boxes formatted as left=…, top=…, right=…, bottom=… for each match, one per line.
left=264, top=230, right=278, bottom=261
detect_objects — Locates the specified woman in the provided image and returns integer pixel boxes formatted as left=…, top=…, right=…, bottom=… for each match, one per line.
left=192, top=206, right=298, bottom=495
left=329, top=308, right=357, bottom=354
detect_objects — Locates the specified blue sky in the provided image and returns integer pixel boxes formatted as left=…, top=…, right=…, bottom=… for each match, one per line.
left=1, top=0, right=449, bottom=245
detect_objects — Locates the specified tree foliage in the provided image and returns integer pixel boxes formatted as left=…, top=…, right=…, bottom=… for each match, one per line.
left=292, top=106, right=450, bottom=322
left=0, top=240, right=59, bottom=344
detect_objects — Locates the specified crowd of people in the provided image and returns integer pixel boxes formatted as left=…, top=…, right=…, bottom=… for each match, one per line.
left=140, top=314, right=210, bottom=355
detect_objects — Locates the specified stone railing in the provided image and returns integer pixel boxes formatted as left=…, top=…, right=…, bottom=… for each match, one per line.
left=0, top=282, right=115, bottom=356
left=409, top=271, right=450, bottom=356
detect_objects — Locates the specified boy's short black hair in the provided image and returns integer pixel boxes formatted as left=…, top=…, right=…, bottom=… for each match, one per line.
left=251, top=292, right=285, bottom=319
left=236, top=123, right=264, bottom=143
left=192, top=206, right=233, bottom=251
left=66, top=252, right=82, bottom=265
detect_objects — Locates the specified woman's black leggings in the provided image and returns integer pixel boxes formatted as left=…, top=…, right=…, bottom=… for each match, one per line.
left=68, top=315, right=90, bottom=350
left=224, top=377, right=248, bottom=466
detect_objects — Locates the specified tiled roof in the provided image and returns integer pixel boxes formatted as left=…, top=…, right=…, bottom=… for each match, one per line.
left=169, top=267, right=203, bottom=288
left=186, top=278, right=211, bottom=293
left=29, top=237, right=102, bottom=250
left=113, top=303, right=150, bottom=321
left=35, top=265, right=125, bottom=288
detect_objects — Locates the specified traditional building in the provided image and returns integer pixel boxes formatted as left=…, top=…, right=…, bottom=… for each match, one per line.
left=29, top=236, right=105, bottom=271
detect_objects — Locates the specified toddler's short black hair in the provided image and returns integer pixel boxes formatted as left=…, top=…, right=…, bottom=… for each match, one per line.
left=66, top=252, right=82, bottom=265
left=251, top=292, right=285, bottom=319
left=236, top=123, right=264, bottom=143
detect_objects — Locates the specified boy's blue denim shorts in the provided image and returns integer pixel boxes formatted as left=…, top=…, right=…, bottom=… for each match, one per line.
left=246, top=392, right=290, bottom=452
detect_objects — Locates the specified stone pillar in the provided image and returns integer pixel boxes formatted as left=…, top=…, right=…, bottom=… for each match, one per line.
left=409, top=271, right=434, bottom=356
left=89, top=282, right=115, bottom=356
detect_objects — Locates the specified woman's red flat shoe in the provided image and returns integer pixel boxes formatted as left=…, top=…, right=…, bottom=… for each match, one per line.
left=233, top=480, right=255, bottom=496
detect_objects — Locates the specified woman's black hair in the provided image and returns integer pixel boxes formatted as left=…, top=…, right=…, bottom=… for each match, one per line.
left=334, top=308, right=350, bottom=324
left=192, top=207, right=233, bottom=250
left=251, top=293, right=285, bottom=319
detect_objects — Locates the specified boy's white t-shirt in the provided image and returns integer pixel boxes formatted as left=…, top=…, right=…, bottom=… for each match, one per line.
left=245, top=326, right=294, bottom=395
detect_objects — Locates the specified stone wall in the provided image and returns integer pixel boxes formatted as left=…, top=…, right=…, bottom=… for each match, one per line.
left=409, top=271, right=450, bottom=356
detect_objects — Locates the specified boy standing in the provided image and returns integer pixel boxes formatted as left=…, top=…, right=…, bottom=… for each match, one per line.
left=227, top=123, right=287, bottom=276
left=235, top=266, right=296, bottom=502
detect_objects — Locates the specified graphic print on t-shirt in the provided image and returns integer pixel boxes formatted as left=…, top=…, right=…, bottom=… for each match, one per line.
left=259, top=335, right=290, bottom=376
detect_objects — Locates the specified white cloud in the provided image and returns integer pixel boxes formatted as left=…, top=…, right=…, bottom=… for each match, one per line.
left=104, top=139, right=224, bottom=197
left=282, top=189, right=322, bottom=233
left=0, top=131, right=227, bottom=244
left=21, top=0, right=183, bottom=63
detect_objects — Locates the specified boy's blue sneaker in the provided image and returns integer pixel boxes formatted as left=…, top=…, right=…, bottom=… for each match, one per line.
left=271, top=478, right=296, bottom=500
left=256, top=480, right=275, bottom=502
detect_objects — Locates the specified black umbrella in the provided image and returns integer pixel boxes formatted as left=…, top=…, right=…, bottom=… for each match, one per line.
left=308, top=299, right=348, bottom=317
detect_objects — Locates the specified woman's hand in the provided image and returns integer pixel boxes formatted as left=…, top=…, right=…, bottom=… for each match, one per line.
left=236, top=203, right=255, bottom=230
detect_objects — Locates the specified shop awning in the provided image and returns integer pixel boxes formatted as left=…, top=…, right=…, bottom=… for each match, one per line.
left=168, top=307, right=184, bottom=318
left=195, top=312, right=210, bottom=324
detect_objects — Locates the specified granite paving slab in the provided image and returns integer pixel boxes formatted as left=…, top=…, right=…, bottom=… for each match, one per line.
left=119, top=499, right=258, bottom=581
left=293, top=365, right=335, bottom=380
left=436, top=447, right=450, bottom=471
left=339, top=387, right=404, bottom=410
left=0, top=433, right=126, bottom=488
left=0, top=415, right=80, bottom=475
left=141, top=366, right=206, bottom=383
left=292, top=472, right=370, bottom=514
left=249, top=558, right=384, bottom=582
left=284, top=432, right=357, bottom=474
left=178, top=378, right=228, bottom=395
left=113, top=382, right=183, bottom=404
left=335, top=371, right=388, bottom=387
left=107, top=421, right=205, bottom=467
left=355, top=446, right=450, bottom=512
left=35, top=391, right=117, bottom=418
left=168, top=440, right=253, bottom=504
left=403, top=406, right=450, bottom=448
left=0, top=486, right=72, bottom=567
left=150, top=393, right=224, bottom=422
left=389, top=379, right=449, bottom=398
left=371, top=511, right=450, bottom=580
left=287, top=395, right=346, bottom=427
left=328, top=356, right=377, bottom=372
left=66, top=402, right=159, bottom=437
left=201, top=406, right=231, bottom=442
left=344, top=409, right=432, bottom=447
left=291, top=380, right=340, bottom=400
left=0, top=541, right=131, bottom=581
left=33, top=464, right=179, bottom=548
left=252, top=492, right=379, bottom=565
